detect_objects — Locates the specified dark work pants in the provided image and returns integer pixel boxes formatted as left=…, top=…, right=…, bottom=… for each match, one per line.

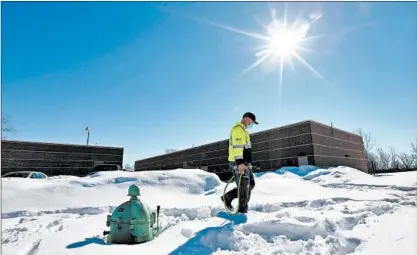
left=224, top=163, right=255, bottom=213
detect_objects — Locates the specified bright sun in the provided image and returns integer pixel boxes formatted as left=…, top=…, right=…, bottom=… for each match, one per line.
left=239, top=8, right=322, bottom=85
left=172, top=3, right=326, bottom=111
left=266, top=20, right=302, bottom=58
left=268, top=34, right=298, bottom=57
left=237, top=6, right=326, bottom=111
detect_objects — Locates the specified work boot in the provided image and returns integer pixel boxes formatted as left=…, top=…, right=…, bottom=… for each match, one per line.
left=221, top=195, right=234, bottom=211
left=238, top=206, right=248, bottom=214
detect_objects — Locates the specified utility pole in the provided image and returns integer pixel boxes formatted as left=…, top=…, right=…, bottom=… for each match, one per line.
left=330, top=122, right=334, bottom=136
left=86, top=127, right=91, bottom=145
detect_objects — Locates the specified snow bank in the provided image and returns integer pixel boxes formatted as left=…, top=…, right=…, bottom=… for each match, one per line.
left=306, top=167, right=417, bottom=191
left=263, top=165, right=416, bottom=189
left=306, top=166, right=375, bottom=184
left=2, top=167, right=416, bottom=255
left=1, top=169, right=222, bottom=214
left=69, top=169, right=221, bottom=194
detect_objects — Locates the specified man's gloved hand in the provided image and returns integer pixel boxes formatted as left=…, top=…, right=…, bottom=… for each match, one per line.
left=237, top=164, right=247, bottom=174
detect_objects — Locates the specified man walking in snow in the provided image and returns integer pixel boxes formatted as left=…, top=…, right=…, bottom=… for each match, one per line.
left=221, top=112, right=258, bottom=213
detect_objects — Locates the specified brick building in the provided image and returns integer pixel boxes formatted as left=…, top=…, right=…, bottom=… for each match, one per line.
left=1, top=140, right=124, bottom=176
left=134, top=120, right=367, bottom=179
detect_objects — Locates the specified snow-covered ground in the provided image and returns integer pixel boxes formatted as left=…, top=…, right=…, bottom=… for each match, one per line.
left=2, top=166, right=416, bottom=255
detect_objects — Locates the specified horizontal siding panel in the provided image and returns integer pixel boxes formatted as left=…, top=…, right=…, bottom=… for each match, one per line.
left=314, top=155, right=368, bottom=173
left=265, top=134, right=313, bottom=150
left=1, top=141, right=124, bottom=176
left=310, top=122, right=363, bottom=144
left=313, top=144, right=366, bottom=160
left=269, top=144, right=314, bottom=159
left=312, top=134, right=365, bottom=151
left=1, top=149, right=123, bottom=162
left=2, top=159, right=122, bottom=168
left=2, top=141, right=123, bottom=155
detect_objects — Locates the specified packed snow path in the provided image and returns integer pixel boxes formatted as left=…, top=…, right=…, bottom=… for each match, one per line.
left=2, top=167, right=416, bottom=255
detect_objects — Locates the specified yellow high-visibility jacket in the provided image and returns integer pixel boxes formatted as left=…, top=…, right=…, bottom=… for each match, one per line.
left=228, top=122, right=252, bottom=164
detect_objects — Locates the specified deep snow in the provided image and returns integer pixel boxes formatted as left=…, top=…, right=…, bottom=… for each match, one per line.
left=1, top=166, right=416, bottom=255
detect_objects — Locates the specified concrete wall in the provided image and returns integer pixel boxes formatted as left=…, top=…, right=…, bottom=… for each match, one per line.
left=1, top=140, right=124, bottom=176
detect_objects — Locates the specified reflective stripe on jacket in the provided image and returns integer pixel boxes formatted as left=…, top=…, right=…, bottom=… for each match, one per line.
left=228, top=122, right=252, bottom=164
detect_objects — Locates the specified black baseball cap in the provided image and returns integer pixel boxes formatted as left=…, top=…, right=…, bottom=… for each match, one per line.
left=243, top=112, right=258, bottom=124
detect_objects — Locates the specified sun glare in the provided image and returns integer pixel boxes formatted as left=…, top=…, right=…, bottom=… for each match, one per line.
left=266, top=20, right=303, bottom=58
left=167, top=3, right=327, bottom=111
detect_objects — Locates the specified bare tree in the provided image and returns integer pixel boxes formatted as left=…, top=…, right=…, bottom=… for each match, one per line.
left=412, top=139, right=417, bottom=156
left=1, top=114, right=14, bottom=139
left=367, top=152, right=379, bottom=174
left=354, top=128, right=376, bottom=156
left=377, top=148, right=390, bottom=170
left=411, top=139, right=417, bottom=167
left=388, top=147, right=400, bottom=169
left=398, top=153, right=415, bottom=169
left=354, top=128, right=377, bottom=173
left=353, top=131, right=417, bottom=171
left=165, top=148, right=179, bottom=154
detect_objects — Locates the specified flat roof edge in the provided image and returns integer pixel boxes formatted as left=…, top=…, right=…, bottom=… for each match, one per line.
left=1, top=139, right=124, bottom=150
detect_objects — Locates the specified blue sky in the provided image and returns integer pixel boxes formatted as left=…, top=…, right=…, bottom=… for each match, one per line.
left=2, top=2, right=416, bottom=165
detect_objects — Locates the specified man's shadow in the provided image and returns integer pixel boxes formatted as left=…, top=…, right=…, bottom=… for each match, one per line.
left=168, top=212, right=248, bottom=255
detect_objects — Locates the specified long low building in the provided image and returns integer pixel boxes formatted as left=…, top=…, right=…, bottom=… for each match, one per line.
left=1, top=140, right=124, bottom=176
left=134, top=120, right=368, bottom=179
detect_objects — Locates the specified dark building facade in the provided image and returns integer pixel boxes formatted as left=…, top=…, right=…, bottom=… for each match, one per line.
left=134, top=120, right=368, bottom=179
left=1, top=140, right=124, bottom=176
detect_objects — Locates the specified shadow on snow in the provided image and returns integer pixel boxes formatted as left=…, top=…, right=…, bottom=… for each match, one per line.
left=168, top=211, right=248, bottom=255
left=66, top=237, right=109, bottom=249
